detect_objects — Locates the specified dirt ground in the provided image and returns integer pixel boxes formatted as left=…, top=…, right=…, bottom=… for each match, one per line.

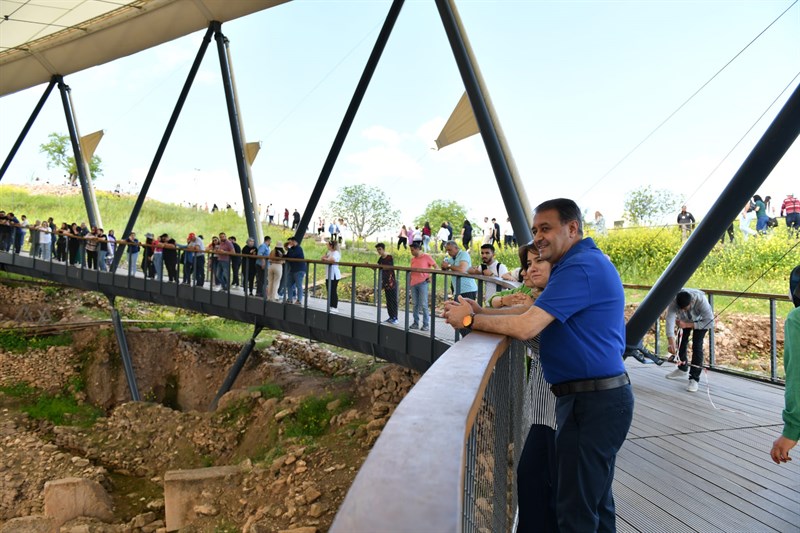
left=0, top=282, right=786, bottom=531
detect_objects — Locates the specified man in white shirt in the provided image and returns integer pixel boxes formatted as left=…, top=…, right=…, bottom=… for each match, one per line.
left=468, top=243, right=508, bottom=305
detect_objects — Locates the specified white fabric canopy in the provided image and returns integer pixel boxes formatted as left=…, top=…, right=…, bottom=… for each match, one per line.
left=0, top=0, right=289, bottom=97
left=435, top=91, right=479, bottom=150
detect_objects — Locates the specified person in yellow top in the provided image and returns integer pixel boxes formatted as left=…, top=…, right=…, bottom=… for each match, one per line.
left=771, top=265, right=800, bottom=464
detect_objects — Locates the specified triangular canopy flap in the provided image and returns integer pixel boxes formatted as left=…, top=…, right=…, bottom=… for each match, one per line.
left=435, top=92, right=479, bottom=150
left=245, top=141, right=261, bottom=165
left=80, top=130, right=104, bottom=159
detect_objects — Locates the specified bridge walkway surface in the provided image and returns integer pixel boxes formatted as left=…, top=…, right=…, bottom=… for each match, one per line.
left=615, top=360, right=798, bottom=532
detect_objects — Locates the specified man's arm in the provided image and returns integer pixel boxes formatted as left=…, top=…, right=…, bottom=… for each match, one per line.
left=444, top=296, right=554, bottom=340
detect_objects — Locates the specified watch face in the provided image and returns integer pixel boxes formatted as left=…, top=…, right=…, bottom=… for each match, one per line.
left=462, top=314, right=473, bottom=328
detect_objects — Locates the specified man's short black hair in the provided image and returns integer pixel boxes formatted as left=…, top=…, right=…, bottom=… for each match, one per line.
left=534, top=198, right=583, bottom=236
left=676, top=291, right=692, bottom=309
left=480, top=244, right=495, bottom=252
left=375, top=243, right=385, bottom=250
left=409, top=241, right=421, bottom=249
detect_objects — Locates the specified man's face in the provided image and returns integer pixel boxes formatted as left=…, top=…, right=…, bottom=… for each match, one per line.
left=480, top=248, right=494, bottom=265
left=445, top=244, right=457, bottom=258
left=532, top=209, right=577, bottom=263
left=219, top=233, right=227, bottom=242
left=376, top=247, right=385, bottom=257
left=130, top=233, right=136, bottom=240
left=681, top=206, right=687, bottom=213
left=410, top=246, right=420, bottom=257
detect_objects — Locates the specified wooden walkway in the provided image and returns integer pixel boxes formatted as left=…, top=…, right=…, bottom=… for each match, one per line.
left=616, top=360, right=799, bottom=533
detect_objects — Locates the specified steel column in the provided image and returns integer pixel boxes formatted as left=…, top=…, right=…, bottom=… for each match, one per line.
left=108, top=298, right=140, bottom=401
left=293, top=0, right=405, bottom=245
left=435, top=0, right=532, bottom=245
left=215, top=26, right=260, bottom=243
left=112, top=23, right=215, bottom=272
left=210, top=324, right=263, bottom=410
left=626, top=82, right=800, bottom=348
left=223, top=37, right=263, bottom=243
left=1, top=77, right=57, bottom=181
left=56, top=76, right=101, bottom=229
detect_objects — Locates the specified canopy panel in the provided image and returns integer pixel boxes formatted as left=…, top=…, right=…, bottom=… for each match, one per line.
left=0, top=0, right=289, bottom=97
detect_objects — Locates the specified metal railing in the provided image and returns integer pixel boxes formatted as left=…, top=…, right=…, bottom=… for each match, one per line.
left=0, top=231, right=511, bottom=344
left=330, top=333, right=527, bottom=532
left=626, top=283, right=793, bottom=383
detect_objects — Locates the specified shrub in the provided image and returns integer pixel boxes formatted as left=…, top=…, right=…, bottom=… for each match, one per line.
left=248, top=382, right=283, bottom=400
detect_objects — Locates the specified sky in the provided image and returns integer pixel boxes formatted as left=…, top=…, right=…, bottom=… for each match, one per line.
left=1, top=0, right=799, bottom=235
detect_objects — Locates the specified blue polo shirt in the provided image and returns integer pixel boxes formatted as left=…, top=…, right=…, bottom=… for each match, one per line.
left=533, top=237, right=626, bottom=385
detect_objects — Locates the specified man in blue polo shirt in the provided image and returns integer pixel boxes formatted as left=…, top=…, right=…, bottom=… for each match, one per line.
left=444, top=198, right=633, bottom=532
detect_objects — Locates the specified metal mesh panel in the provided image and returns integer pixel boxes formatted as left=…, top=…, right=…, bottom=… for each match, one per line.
left=462, top=339, right=556, bottom=533
left=462, top=340, right=527, bottom=533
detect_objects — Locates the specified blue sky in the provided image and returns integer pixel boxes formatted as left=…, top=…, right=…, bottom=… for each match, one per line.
left=1, top=0, right=798, bottom=233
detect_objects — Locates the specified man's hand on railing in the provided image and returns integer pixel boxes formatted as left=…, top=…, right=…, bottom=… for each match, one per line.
left=443, top=295, right=480, bottom=328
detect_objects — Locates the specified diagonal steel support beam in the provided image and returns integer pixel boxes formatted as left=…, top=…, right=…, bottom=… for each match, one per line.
left=1, top=77, right=57, bottom=181
left=435, top=0, right=532, bottom=244
left=108, top=295, right=141, bottom=402
left=210, top=324, right=263, bottom=410
left=111, top=23, right=215, bottom=272
left=57, top=76, right=102, bottom=229
left=626, top=81, right=800, bottom=349
left=215, top=26, right=260, bottom=243
left=293, top=0, right=405, bottom=245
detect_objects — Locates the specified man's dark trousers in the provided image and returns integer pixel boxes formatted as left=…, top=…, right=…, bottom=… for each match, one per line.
left=678, top=328, right=707, bottom=381
left=555, top=384, right=634, bottom=532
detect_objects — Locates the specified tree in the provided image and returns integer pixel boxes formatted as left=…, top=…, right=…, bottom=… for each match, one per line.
left=414, top=200, right=469, bottom=230
left=327, top=184, right=400, bottom=239
left=39, top=132, right=103, bottom=185
left=624, top=185, right=682, bottom=226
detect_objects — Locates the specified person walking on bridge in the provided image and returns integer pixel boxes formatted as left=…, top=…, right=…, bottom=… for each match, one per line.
left=444, top=198, right=633, bottom=532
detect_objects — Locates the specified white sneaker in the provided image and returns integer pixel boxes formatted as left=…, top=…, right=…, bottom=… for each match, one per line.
left=687, top=380, right=699, bottom=393
left=665, top=368, right=687, bottom=380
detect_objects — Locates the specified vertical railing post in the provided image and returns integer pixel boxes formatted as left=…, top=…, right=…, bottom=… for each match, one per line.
left=708, top=293, right=715, bottom=368
left=770, top=298, right=778, bottom=382
left=654, top=319, right=661, bottom=356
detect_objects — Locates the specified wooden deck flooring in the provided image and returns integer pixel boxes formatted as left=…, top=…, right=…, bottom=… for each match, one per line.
left=616, top=360, right=799, bottom=533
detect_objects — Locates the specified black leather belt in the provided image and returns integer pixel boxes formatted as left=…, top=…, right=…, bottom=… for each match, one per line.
left=550, top=373, right=630, bottom=397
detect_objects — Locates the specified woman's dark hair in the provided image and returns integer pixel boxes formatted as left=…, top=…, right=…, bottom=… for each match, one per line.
left=753, top=194, right=763, bottom=202
left=463, top=220, right=472, bottom=229
left=517, top=243, right=533, bottom=282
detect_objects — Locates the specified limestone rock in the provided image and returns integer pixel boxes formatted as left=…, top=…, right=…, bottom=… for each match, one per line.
left=43, top=477, right=114, bottom=529
left=0, top=515, right=54, bottom=533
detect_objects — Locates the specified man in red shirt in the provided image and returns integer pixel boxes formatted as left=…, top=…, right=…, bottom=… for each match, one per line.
left=780, top=193, right=800, bottom=238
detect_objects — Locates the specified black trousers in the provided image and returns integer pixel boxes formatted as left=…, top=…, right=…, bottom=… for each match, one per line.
left=328, top=279, right=339, bottom=308
left=517, top=424, right=558, bottom=533
left=384, top=286, right=398, bottom=319
left=678, top=328, right=707, bottom=381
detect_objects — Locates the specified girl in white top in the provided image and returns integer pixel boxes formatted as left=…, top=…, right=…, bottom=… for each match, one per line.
left=321, top=240, right=341, bottom=311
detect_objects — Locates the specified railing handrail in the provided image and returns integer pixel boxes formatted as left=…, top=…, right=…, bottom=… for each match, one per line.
left=330, top=332, right=509, bottom=533
left=623, top=283, right=792, bottom=302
